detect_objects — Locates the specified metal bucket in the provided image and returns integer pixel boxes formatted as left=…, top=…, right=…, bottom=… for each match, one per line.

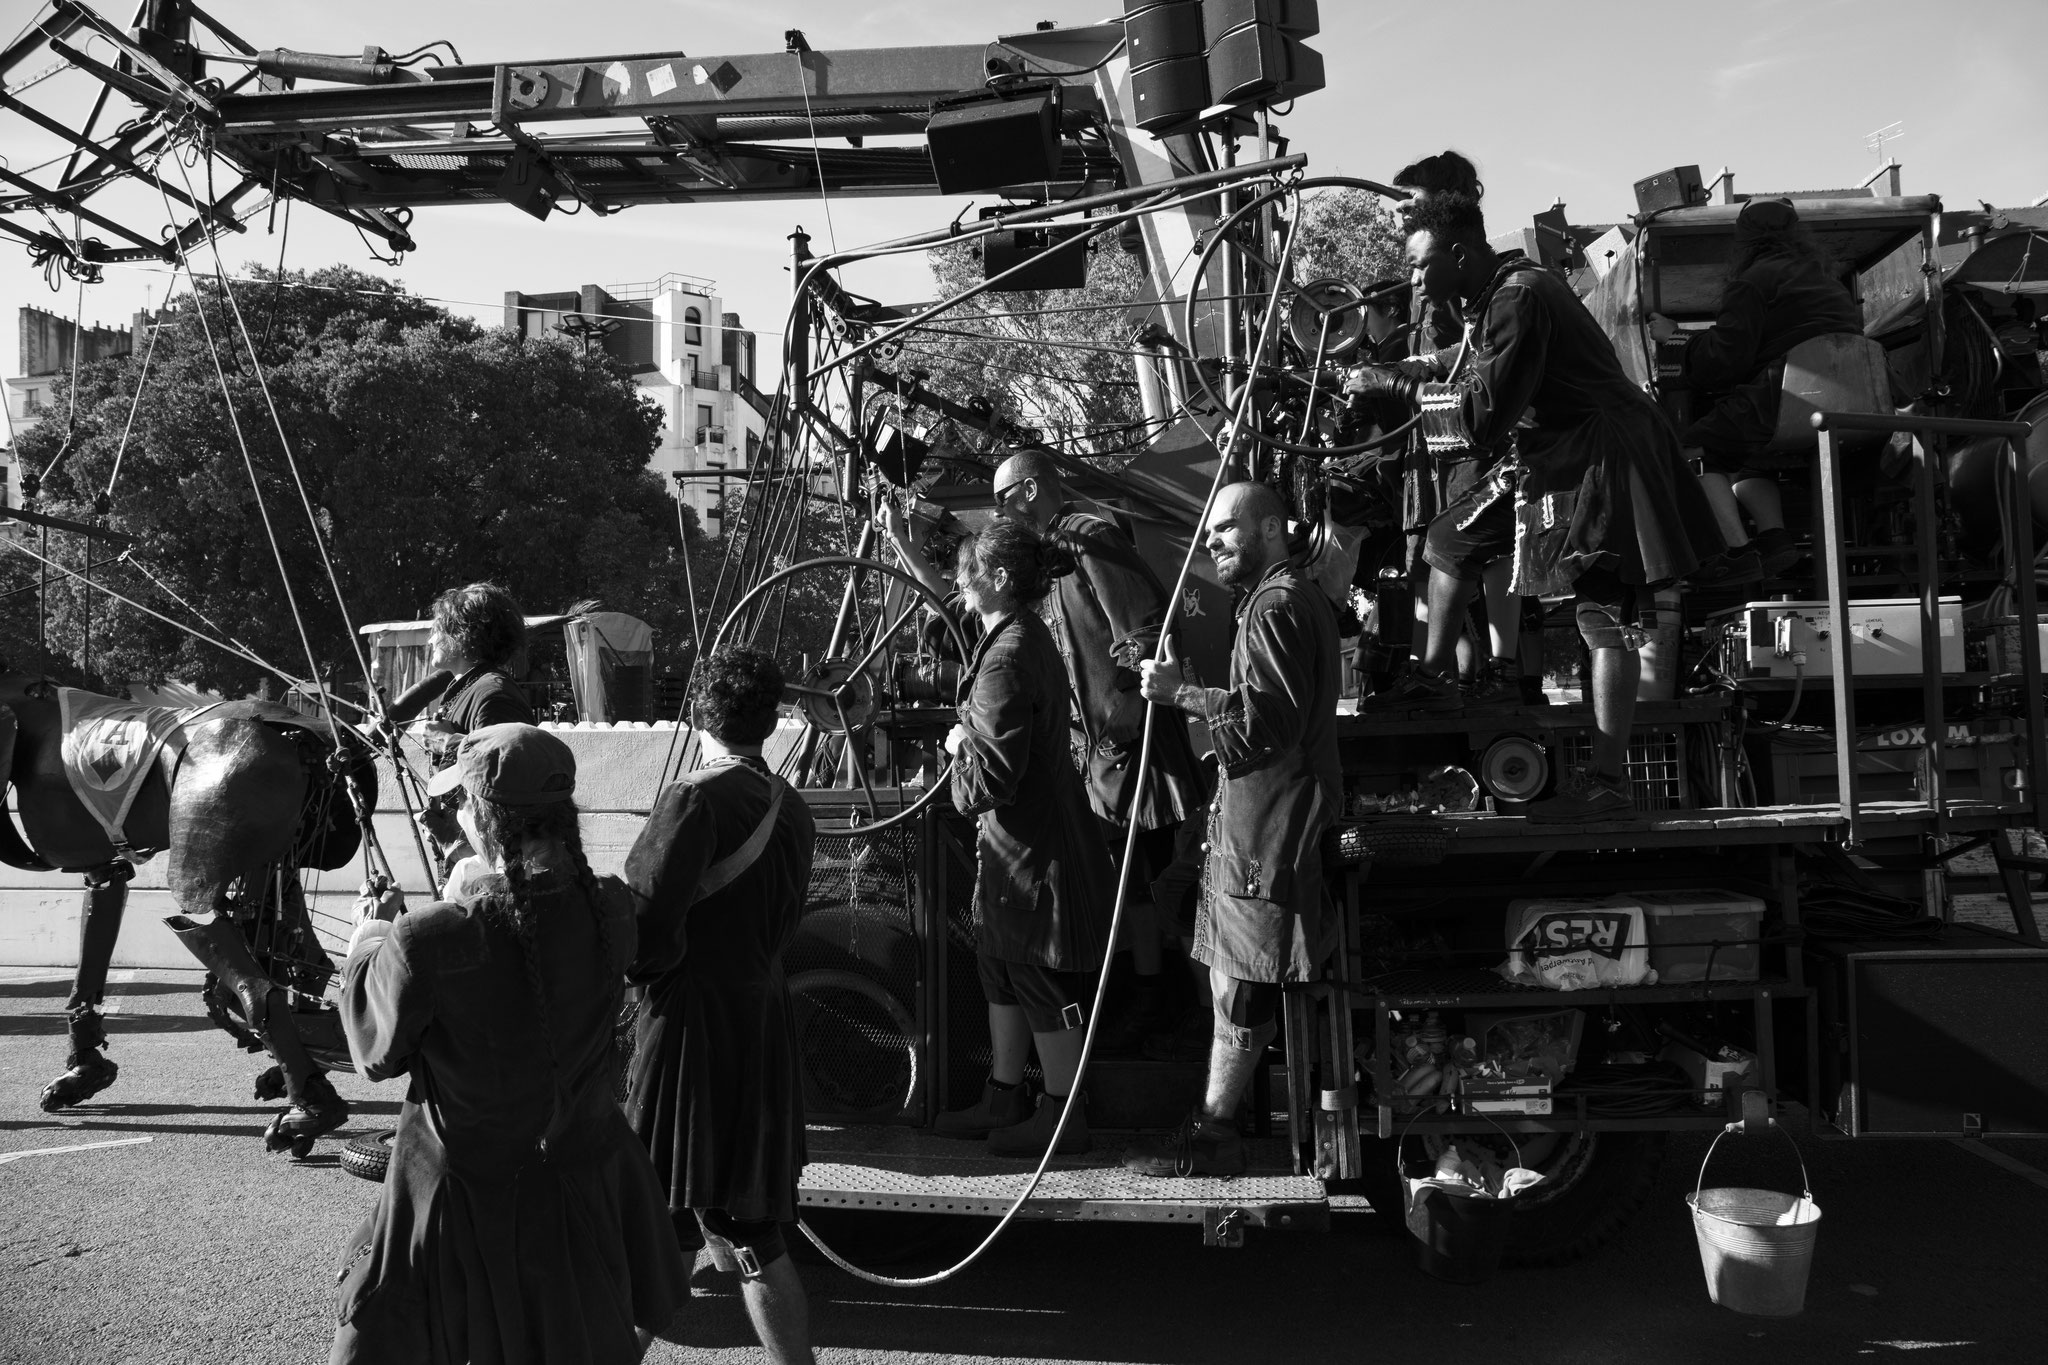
left=1399, top=1117, right=1522, bottom=1285
left=1687, top=1125, right=1822, bottom=1316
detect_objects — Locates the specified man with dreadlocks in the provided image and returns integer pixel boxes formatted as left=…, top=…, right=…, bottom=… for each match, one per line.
left=624, top=646, right=819, bottom=1365
left=332, top=723, right=688, bottom=1364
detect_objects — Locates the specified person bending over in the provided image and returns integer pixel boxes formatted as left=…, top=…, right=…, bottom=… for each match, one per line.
left=332, top=724, right=688, bottom=1364
left=935, top=518, right=1115, bottom=1156
left=625, top=646, right=819, bottom=1365
left=1651, top=197, right=1865, bottom=579
left=1349, top=193, right=1723, bottom=821
left=1125, top=483, right=1342, bottom=1177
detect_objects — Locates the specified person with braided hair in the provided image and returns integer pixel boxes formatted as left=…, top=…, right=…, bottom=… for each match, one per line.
left=934, top=518, right=1116, bottom=1156
left=331, top=724, right=688, bottom=1365
left=624, top=646, right=818, bottom=1365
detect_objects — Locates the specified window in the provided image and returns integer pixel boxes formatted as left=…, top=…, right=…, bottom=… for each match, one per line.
left=23, top=388, right=41, bottom=415
left=697, top=404, right=714, bottom=431
left=683, top=307, right=702, bottom=347
left=745, top=431, right=761, bottom=466
left=685, top=353, right=697, bottom=382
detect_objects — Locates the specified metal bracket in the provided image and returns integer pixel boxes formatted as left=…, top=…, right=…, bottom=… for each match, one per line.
left=1202, top=1206, right=1245, bottom=1248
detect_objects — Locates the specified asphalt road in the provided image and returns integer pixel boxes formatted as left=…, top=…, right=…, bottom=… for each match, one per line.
left=3, top=968, right=2044, bottom=1365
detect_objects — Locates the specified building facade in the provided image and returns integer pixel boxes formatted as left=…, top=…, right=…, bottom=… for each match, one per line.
left=502, top=274, right=773, bottom=537
left=4, top=306, right=141, bottom=535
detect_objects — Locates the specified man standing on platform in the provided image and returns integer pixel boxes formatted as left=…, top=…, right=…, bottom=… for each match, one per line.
left=624, top=647, right=817, bottom=1365
left=1122, top=482, right=1342, bottom=1177
left=991, top=450, right=1208, bottom=1049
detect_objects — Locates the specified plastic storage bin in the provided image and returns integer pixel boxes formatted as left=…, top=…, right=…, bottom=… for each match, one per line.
left=1620, top=890, right=1765, bottom=983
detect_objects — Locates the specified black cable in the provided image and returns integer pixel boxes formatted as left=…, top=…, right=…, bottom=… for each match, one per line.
left=1555, top=1061, right=1694, bottom=1117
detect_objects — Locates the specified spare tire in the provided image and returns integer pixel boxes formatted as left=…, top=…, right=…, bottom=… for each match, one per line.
left=341, top=1129, right=395, bottom=1183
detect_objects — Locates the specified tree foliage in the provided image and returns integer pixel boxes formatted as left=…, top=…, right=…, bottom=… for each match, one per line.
left=8, top=265, right=684, bottom=695
left=1289, top=187, right=1409, bottom=293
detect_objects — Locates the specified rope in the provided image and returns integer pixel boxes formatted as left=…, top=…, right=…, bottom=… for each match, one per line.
left=791, top=49, right=838, bottom=253
left=104, top=307, right=165, bottom=502
left=796, top=188, right=1308, bottom=1287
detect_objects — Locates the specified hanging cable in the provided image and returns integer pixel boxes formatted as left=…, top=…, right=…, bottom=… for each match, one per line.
left=103, top=307, right=165, bottom=502
left=796, top=191, right=1307, bottom=1287
left=791, top=49, right=838, bottom=254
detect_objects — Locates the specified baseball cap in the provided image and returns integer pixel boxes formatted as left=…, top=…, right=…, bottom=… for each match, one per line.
left=425, top=723, right=576, bottom=805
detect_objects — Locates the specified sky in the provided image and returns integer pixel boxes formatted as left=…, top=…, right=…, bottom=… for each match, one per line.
left=4, top=0, right=2046, bottom=380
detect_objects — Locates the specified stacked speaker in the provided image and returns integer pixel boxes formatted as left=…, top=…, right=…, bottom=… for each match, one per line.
left=1126, top=0, right=1325, bottom=132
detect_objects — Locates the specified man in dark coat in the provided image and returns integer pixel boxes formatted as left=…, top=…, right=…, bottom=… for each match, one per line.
left=624, top=647, right=817, bottom=1365
left=991, top=450, right=1207, bottom=1045
left=1350, top=193, right=1725, bottom=821
left=1124, top=483, right=1342, bottom=1178
left=1651, top=197, right=1867, bottom=576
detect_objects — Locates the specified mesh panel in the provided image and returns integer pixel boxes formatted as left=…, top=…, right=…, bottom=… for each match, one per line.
left=1558, top=726, right=1689, bottom=810
left=786, top=808, right=927, bottom=1122
left=937, top=811, right=998, bottom=1109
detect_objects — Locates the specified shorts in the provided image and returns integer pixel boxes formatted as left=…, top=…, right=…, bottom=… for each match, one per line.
left=977, top=952, right=1090, bottom=1033
left=1683, top=366, right=1786, bottom=478
left=1422, top=477, right=1515, bottom=578
left=1148, top=815, right=1208, bottom=938
left=1572, top=565, right=1651, bottom=651
left=680, top=1208, right=790, bottom=1274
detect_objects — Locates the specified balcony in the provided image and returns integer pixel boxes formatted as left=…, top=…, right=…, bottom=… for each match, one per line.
left=694, top=425, right=727, bottom=447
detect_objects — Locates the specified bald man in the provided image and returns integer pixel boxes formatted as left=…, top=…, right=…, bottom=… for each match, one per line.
left=993, top=450, right=1207, bottom=1050
left=1123, top=483, right=1341, bottom=1178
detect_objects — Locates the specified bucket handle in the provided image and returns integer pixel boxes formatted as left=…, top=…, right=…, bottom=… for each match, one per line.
left=1694, top=1119, right=1812, bottom=1207
left=1396, top=1107, right=1524, bottom=1183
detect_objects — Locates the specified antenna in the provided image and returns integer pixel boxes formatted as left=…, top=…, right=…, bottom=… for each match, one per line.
left=1864, top=121, right=1904, bottom=165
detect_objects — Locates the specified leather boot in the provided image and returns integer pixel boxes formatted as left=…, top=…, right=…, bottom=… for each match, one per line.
left=934, top=1078, right=1033, bottom=1139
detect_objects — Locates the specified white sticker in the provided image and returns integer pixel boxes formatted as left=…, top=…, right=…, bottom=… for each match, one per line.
left=603, top=61, right=631, bottom=101
left=647, top=62, right=676, bottom=95
left=691, top=63, right=711, bottom=85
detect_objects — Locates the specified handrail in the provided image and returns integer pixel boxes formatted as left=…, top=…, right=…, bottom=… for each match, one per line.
left=1811, top=411, right=2032, bottom=439
left=1808, top=409, right=2045, bottom=872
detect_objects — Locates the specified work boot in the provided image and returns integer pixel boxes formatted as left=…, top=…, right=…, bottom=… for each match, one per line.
left=1526, top=771, right=1636, bottom=824
left=1461, top=657, right=1529, bottom=712
left=1752, top=527, right=1802, bottom=577
left=1122, top=1109, right=1246, bottom=1179
left=934, top=1078, right=1033, bottom=1139
left=1360, top=669, right=1462, bottom=714
left=39, top=1052, right=119, bottom=1112
left=1687, top=547, right=1764, bottom=588
left=987, top=1091, right=1091, bottom=1157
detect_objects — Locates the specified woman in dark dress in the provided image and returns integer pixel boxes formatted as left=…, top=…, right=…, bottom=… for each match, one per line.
left=933, top=519, right=1114, bottom=1156
left=332, top=724, right=689, bottom=1365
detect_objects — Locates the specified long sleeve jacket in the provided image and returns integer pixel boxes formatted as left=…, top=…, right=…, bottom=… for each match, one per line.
left=1044, top=508, right=1205, bottom=830
left=949, top=610, right=1113, bottom=971
left=1681, top=252, right=1864, bottom=393
left=1182, top=561, right=1341, bottom=917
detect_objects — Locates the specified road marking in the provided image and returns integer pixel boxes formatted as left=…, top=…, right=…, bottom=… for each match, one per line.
left=0, top=1136, right=153, bottom=1165
left=1949, top=1138, right=2048, bottom=1193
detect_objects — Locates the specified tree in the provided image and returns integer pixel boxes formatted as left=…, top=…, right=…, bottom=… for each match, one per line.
left=9, top=265, right=685, bottom=696
left=1288, top=187, right=1408, bottom=291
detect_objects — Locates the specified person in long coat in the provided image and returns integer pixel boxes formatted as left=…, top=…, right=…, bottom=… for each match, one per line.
left=332, top=724, right=689, bottom=1365
left=935, top=517, right=1115, bottom=1156
left=1350, top=191, right=1725, bottom=821
left=988, top=449, right=1207, bottom=1047
left=624, top=646, right=818, bottom=1365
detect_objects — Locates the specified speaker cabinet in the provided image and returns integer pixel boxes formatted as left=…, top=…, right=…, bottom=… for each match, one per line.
left=1126, top=1, right=1205, bottom=65
left=925, top=88, right=1061, bottom=195
left=1808, top=924, right=2048, bottom=1136
left=1205, top=21, right=1325, bottom=105
left=1633, top=164, right=1705, bottom=215
left=1131, top=55, right=1209, bottom=131
left=1203, top=0, right=1319, bottom=38
left=980, top=226, right=1090, bottom=291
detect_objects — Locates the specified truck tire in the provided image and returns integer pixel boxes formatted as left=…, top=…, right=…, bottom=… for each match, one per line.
left=1501, top=1130, right=1667, bottom=1267
left=341, top=1130, right=395, bottom=1183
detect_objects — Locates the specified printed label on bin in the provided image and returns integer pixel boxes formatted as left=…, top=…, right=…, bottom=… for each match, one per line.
left=1522, top=912, right=1631, bottom=959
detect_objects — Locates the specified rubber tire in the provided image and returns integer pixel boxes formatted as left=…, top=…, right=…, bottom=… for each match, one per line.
left=1501, top=1130, right=1667, bottom=1267
left=341, top=1130, right=395, bottom=1183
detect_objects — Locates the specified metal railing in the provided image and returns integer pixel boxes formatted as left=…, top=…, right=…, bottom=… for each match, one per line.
left=1811, top=409, right=2043, bottom=848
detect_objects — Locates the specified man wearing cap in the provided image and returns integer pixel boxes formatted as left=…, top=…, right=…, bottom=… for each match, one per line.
left=991, top=449, right=1208, bottom=1049
left=623, top=647, right=817, bottom=1365
left=1651, top=197, right=1866, bottom=579
left=1123, top=482, right=1342, bottom=1177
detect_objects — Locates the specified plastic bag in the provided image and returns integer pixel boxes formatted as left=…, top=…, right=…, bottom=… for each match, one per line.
left=1499, top=898, right=1658, bottom=990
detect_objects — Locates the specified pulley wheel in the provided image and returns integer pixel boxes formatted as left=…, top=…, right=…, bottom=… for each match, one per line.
left=1479, top=734, right=1550, bottom=805
left=1286, top=278, right=1367, bottom=363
